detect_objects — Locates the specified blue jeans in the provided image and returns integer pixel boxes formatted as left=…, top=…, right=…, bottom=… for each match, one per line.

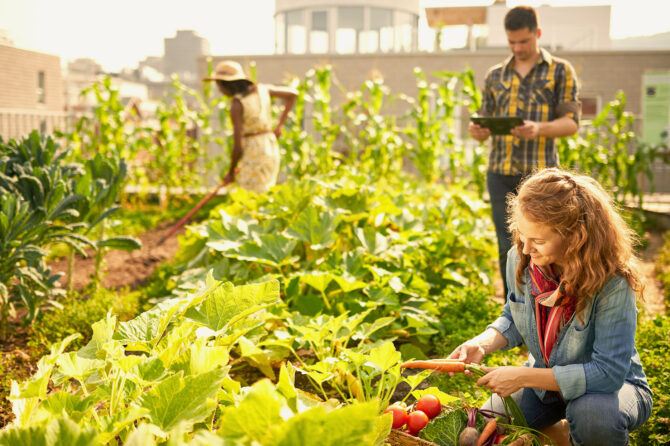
left=483, top=383, right=653, bottom=445
left=486, top=171, right=524, bottom=298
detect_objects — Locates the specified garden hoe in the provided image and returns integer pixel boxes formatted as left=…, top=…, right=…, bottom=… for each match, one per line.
left=157, top=179, right=231, bottom=246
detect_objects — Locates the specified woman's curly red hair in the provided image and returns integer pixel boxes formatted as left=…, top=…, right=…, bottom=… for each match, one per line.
left=507, top=168, right=644, bottom=319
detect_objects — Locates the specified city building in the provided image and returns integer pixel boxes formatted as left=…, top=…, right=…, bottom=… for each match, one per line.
left=274, top=0, right=420, bottom=55
left=163, top=30, right=211, bottom=85
left=0, top=43, right=64, bottom=140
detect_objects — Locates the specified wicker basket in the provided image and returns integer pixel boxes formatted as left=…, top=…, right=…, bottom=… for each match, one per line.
left=387, top=429, right=438, bottom=446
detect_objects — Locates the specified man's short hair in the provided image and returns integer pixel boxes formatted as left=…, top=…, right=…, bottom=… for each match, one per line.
left=504, top=6, right=538, bottom=32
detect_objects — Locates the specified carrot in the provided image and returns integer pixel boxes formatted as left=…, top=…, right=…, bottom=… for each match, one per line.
left=476, top=418, right=497, bottom=446
left=400, top=359, right=466, bottom=373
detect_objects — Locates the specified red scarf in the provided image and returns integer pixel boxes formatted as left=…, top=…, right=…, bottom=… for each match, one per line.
left=529, top=262, right=575, bottom=366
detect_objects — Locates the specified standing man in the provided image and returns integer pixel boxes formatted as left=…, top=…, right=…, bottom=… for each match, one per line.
left=469, top=5, right=580, bottom=298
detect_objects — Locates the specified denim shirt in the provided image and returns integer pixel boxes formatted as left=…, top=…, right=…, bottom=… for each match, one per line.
left=489, top=249, right=651, bottom=402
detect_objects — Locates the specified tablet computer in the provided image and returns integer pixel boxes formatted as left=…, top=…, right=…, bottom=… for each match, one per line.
left=470, top=116, right=524, bottom=135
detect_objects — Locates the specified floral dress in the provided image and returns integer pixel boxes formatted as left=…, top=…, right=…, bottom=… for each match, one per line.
left=235, top=84, right=279, bottom=193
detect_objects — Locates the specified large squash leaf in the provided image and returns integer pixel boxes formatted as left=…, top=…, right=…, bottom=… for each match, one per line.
left=140, top=367, right=227, bottom=432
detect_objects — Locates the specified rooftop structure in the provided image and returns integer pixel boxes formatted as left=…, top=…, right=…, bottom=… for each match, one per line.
left=274, top=0, right=420, bottom=54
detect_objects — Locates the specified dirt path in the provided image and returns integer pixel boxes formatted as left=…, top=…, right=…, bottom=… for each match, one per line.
left=48, top=222, right=185, bottom=291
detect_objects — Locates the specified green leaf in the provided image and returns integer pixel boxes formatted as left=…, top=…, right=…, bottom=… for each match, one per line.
left=184, top=280, right=279, bottom=331
left=331, top=273, right=367, bottom=293
left=55, top=352, right=104, bottom=383
left=269, top=400, right=380, bottom=446
left=0, top=424, right=47, bottom=446
left=38, top=391, right=95, bottom=423
left=123, top=423, right=158, bottom=446
left=286, top=206, right=340, bottom=250
left=140, top=367, right=227, bottom=432
left=218, top=379, right=284, bottom=442
left=78, top=312, right=117, bottom=359
left=95, top=407, right=150, bottom=444
left=411, top=387, right=459, bottom=406
left=299, top=272, right=333, bottom=293
left=277, top=363, right=298, bottom=413
left=367, top=342, right=401, bottom=372
left=45, top=417, right=98, bottom=446
left=114, top=300, right=181, bottom=351
left=418, top=408, right=468, bottom=446
left=238, top=337, right=276, bottom=380
left=234, top=234, right=297, bottom=266
left=355, top=226, right=389, bottom=255
left=189, top=342, right=229, bottom=375
left=96, top=235, right=141, bottom=251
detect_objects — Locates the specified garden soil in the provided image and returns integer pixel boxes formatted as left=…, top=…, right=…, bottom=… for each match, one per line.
left=47, top=222, right=185, bottom=291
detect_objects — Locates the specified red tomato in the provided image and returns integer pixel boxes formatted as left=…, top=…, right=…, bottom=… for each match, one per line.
left=494, top=435, right=507, bottom=444
left=406, top=410, right=430, bottom=435
left=384, top=405, right=408, bottom=429
left=415, top=394, right=442, bottom=419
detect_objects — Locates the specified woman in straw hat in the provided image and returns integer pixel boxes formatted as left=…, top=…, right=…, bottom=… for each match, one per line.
left=204, top=60, right=297, bottom=193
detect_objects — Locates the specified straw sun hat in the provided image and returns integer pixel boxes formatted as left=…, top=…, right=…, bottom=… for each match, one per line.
left=203, top=60, right=249, bottom=82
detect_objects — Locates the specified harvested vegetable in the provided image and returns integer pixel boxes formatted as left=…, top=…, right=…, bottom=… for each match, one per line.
left=458, top=427, right=480, bottom=446
left=477, top=418, right=497, bottom=446
left=507, top=433, right=533, bottom=445
left=401, top=359, right=466, bottom=373
left=419, top=407, right=468, bottom=445
left=407, top=410, right=430, bottom=435
left=385, top=404, right=408, bottom=429
left=416, top=394, right=442, bottom=419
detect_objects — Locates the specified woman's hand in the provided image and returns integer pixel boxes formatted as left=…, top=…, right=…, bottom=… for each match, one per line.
left=273, top=125, right=283, bottom=139
left=223, top=170, right=235, bottom=185
left=476, top=366, right=523, bottom=397
left=447, top=339, right=486, bottom=376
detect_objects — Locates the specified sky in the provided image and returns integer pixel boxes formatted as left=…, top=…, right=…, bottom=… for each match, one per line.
left=1, top=0, right=668, bottom=72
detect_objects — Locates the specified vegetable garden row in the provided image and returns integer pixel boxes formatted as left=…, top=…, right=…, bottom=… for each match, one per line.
left=0, top=63, right=668, bottom=445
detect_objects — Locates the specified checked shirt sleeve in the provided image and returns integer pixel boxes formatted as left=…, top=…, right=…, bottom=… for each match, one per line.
left=554, top=61, right=580, bottom=124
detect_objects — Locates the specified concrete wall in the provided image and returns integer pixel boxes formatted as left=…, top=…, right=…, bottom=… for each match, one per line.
left=0, top=44, right=63, bottom=111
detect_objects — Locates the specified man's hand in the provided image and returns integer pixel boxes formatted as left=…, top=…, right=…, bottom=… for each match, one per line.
left=511, top=120, right=541, bottom=140
left=476, top=366, right=523, bottom=397
left=469, top=122, right=491, bottom=142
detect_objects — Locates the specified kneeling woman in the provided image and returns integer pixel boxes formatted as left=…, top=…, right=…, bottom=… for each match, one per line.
left=205, top=61, right=297, bottom=193
left=449, top=168, right=652, bottom=445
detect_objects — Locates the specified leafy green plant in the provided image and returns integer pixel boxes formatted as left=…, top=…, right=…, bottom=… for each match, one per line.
left=67, top=152, right=141, bottom=290
left=144, top=74, right=225, bottom=206
left=631, top=314, right=670, bottom=445
left=558, top=91, right=667, bottom=208
left=341, top=78, right=407, bottom=181
left=4, top=277, right=393, bottom=445
left=0, top=132, right=96, bottom=334
left=59, top=77, right=140, bottom=164
left=160, top=170, right=496, bottom=346
left=655, top=231, right=670, bottom=307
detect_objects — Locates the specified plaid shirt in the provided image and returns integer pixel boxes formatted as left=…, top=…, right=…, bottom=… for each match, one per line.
left=481, top=48, right=580, bottom=175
